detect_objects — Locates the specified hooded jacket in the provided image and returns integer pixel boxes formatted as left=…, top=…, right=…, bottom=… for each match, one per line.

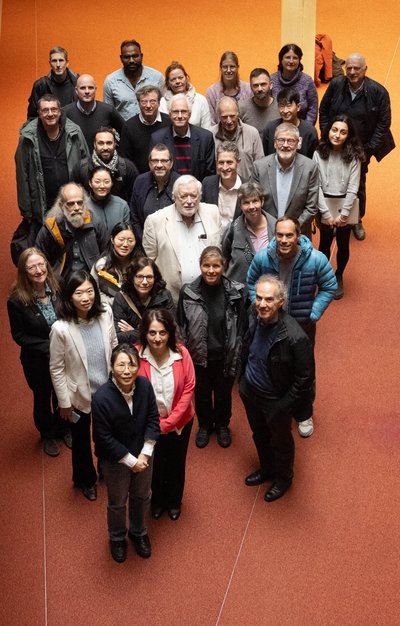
left=247, top=235, right=336, bottom=322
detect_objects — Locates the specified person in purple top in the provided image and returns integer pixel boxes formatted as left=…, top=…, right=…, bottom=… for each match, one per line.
left=270, top=44, right=318, bottom=126
left=206, top=51, right=252, bottom=124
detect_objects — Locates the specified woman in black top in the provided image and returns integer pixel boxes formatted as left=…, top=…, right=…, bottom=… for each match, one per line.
left=177, top=246, right=248, bottom=449
left=7, top=247, right=69, bottom=456
left=112, top=256, right=175, bottom=343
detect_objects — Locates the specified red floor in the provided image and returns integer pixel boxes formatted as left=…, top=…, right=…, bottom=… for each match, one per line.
left=1, top=1, right=400, bottom=624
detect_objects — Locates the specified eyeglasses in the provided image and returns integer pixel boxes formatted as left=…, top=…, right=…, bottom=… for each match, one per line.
left=65, top=200, right=84, bottom=209
left=140, top=99, right=158, bottom=106
left=134, top=274, right=154, bottom=282
left=150, top=158, right=170, bottom=165
left=114, top=362, right=138, bottom=371
left=275, top=138, right=298, bottom=147
left=40, top=108, right=60, bottom=115
left=26, top=262, right=46, bottom=273
left=170, top=109, right=190, bottom=117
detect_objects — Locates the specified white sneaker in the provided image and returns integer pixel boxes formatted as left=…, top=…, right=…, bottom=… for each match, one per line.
left=298, top=418, right=314, bottom=438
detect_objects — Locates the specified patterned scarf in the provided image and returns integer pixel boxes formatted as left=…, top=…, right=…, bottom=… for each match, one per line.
left=92, top=149, right=119, bottom=173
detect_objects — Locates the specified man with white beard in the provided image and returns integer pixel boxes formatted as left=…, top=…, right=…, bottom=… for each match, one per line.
left=36, top=182, right=108, bottom=278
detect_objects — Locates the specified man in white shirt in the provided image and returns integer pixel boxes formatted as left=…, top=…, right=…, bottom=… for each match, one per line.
left=202, top=141, right=243, bottom=228
left=142, top=175, right=221, bottom=302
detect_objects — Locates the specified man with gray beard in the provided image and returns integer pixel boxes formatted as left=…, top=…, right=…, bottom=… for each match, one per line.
left=36, top=182, right=108, bottom=278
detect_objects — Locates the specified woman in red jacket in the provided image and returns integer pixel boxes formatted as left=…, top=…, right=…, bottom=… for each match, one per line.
left=137, top=309, right=195, bottom=521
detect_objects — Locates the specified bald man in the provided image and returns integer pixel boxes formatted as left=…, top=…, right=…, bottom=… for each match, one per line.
left=211, top=96, right=264, bottom=180
left=63, top=74, right=125, bottom=149
left=319, top=53, right=395, bottom=240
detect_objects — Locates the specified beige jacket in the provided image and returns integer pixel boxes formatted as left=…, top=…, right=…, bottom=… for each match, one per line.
left=49, top=306, right=117, bottom=413
left=142, top=203, right=221, bottom=303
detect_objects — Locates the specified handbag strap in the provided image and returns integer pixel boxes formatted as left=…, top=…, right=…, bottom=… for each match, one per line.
left=121, top=292, right=142, bottom=320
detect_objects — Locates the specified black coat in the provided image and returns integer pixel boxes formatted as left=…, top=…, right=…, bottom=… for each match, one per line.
left=242, top=309, right=314, bottom=413
left=92, top=376, right=160, bottom=463
left=319, top=76, right=395, bottom=161
left=112, top=286, right=175, bottom=344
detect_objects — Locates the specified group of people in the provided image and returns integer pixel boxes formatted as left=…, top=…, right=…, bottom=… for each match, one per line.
left=8, top=38, right=394, bottom=563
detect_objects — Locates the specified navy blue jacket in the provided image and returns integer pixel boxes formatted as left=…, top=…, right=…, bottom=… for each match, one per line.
left=129, top=170, right=180, bottom=239
left=149, top=124, right=216, bottom=181
left=92, top=376, right=160, bottom=463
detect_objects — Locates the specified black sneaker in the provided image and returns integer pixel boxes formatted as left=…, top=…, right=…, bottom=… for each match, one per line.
left=42, top=438, right=60, bottom=457
left=195, top=428, right=210, bottom=448
left=216, top=426, right=232, bottom=448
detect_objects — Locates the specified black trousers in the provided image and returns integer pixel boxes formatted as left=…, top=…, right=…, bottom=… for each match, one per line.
left=358, top=159, right=369, bottom=219
left=70, top=410, right=97, bottom=489
left=194, top=361, right=234, bottom=430
left=319, top=225, right=351, bottom=277
left=294, top=321, right=316, bottom=423
left=21, top=352, right=66, bottom=439
left=240, top=382, right=294, bottom=483
left=151, top=419, right=193, bottom=509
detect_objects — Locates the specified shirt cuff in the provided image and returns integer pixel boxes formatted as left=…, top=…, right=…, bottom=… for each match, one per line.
left=118, top=453, right=138, bottom=468
left=141, top=440, right=156, bottom=457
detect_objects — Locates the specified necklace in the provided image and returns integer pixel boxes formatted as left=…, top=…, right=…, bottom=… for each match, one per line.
left=49, top=128, right=61, bottom=142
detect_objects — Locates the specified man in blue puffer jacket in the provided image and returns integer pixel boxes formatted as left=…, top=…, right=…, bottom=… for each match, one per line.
left=247, top=216, right=336, bottom=437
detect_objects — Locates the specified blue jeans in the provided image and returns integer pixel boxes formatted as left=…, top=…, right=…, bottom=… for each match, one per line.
left=102, top=457, right=153, bottom=542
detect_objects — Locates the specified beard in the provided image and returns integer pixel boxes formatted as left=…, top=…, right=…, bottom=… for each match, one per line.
left=64, top=209, right=85, bottom=229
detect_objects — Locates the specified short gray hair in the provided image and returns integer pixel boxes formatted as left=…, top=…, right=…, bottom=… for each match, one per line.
left=274, top=122, right=300, bottom=139
left=216, top=141, right=240, bottom=160
left=168, top=93, right=192, bottom=113
left=255, top=275, right=287, bottom=305
left=345, top=53, right=366, bottom=68
left=238, top=182, right=264, bottom=203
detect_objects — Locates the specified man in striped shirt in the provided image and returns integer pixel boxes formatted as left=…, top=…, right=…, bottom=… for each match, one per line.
left=149, top=94, right=215, bottom=181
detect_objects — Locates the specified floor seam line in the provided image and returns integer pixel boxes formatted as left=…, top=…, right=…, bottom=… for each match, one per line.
left=214, top=487, right=260, bottom=625
left=42, top=453, right=48, bottom=626
left=384, top=35, right=400, bottom=87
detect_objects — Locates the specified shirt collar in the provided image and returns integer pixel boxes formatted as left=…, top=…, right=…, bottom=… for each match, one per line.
left=139, top=110, right=162, bottom=125
left=219, top=174, right=242, bottom=191
left=76, top=100, right=97, bottom=115
left=275, top=152, right=297, bottom=172
left=173, top=126, right=191, bottom=138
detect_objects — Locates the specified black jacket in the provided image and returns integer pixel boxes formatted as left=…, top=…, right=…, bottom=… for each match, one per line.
left=242, top=309, right=314, bottom=413
left=7, top=294, right=59, bottom=358
left=201, top=175, right=243, bottom=221
left=27, top=69, right=79, bottom=119
left=129, top=170, right=180, bottom=240
left=92, top=376, right=160, bottom=463
left=35, top=211, right=108, bottom=277
left=112, top=286, right=175, bottom=344
left=72, top=155, right=138, bottom=201
left=177, top=275, right=248, bottom=376
left=319, top=76, right=395, bottom=161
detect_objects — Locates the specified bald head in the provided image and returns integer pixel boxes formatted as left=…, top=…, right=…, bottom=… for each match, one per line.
left=218, top=96, right=239, bottom=135
left=345, top=54, right=367, bottom=90
left=76, top=74, right=96, bottom=108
